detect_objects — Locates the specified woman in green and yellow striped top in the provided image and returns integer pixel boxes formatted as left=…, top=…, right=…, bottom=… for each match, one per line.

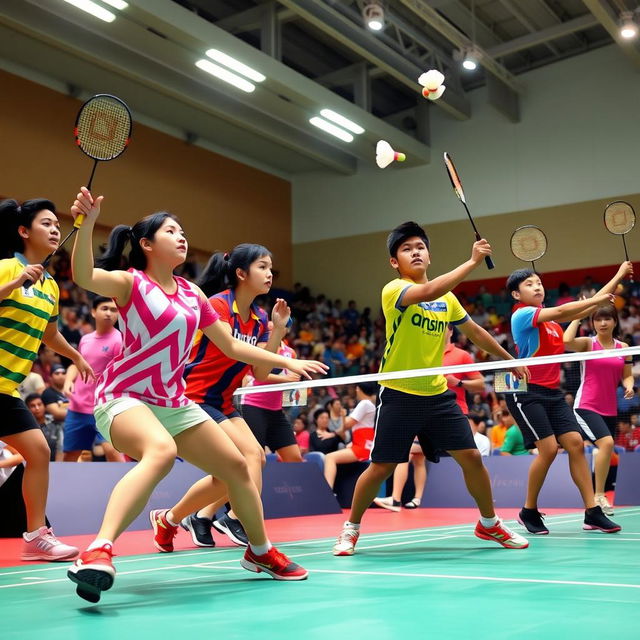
left=0, top=197, right=93, bottom=561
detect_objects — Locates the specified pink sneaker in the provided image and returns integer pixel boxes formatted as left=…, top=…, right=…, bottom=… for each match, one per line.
left=21, top=527, right=79, bottom=562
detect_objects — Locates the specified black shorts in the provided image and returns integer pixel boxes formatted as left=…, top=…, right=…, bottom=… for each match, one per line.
left=0, top=394, right=39, bottom=438
left=506, top=384, right=581, bottom=448
left=574, top=408, right=616, bottom=442
left=241, top=404, right=296, bottom=452
left=199, top=403, right=241, bottom=424
left=370, top=387, right=476, bottom=463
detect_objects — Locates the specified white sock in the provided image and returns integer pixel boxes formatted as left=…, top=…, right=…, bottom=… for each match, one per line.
left=345, top=521, right=360, bottom=530
left=87, top=538, right=113, bottom=551
left=165, top=513, right=178, bottom=527
left=480, top=516, right=499, bottom=528
left=412, top=498, right=421, bottom=506
left=250, top=541, right=272, bottom=556
left=23, top=528, right=44, bottom=541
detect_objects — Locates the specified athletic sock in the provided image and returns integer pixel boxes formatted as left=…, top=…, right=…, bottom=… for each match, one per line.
left=250, top=541, right=273, bottom=556
left=165, top=513, right=178, bottom=527
left=23, top=528, right=43, bottom=541
left=480, top=516, right=499, bottom=528
left=345, top=521, right=360, bottom=530
left=87, top=538, right=113, bottom=551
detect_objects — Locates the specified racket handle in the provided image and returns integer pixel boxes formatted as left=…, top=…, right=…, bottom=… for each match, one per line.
left=485, top=255, right=495, bottom=270
left=74, top=213, right=86, bottom=229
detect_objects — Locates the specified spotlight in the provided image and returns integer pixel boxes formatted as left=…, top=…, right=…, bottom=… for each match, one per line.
left=363, top=2, right=384, bottom=32
left=461, top=46, right=480, bottom=71
left=620, top=11, right=638, bottom=40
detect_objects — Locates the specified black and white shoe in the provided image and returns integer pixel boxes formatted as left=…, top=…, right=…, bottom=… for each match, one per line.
left=212, top=513, right=249, bottom=546
left=583, top=506, right=621, bottom=533
left=180, top=513, right=215, bottom=547
left=517, top=507, right=549, bottom=535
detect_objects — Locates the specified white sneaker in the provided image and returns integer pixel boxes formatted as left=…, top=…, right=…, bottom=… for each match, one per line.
left=21, top=527, right=79, bottom=562
left=595, top=494, right=614, bottom=516
left=373, top=496, right=401, bottom=512
left=333, top=523, right=360, bottom=556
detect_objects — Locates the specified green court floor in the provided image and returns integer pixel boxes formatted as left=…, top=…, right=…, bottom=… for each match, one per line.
left=2, top=508, right=639, bottom=640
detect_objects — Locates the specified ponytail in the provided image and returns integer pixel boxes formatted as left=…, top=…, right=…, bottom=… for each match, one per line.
left=96, top=212, right=178, bottom=271
left=197, top=243, right=271, bottom=298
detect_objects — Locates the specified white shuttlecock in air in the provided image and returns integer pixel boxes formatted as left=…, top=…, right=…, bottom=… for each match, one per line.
left=376, top=140, right=406, bottom=169
left=418, top=69, right=446, bottom=101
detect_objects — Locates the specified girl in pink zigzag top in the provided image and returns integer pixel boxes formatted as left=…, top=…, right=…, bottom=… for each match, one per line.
left=67, top=187, right=327, bottom=603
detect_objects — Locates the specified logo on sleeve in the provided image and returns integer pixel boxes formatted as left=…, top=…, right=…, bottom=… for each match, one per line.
left=419, top=301, right=447, bottom=312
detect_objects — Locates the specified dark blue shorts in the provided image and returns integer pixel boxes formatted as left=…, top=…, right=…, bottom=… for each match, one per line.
left=64, top=409, right=105, bottom=452
left=199, top=403, right=241, bottom=424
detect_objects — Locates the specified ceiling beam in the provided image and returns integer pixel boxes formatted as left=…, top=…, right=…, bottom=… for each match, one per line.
left=486, top=14, right=599, bottom=58
left=582, top=0, right=640, bottom=69
left=398, top=0, right=524, bottom=94
left=276, top=0, right=471, bottom=120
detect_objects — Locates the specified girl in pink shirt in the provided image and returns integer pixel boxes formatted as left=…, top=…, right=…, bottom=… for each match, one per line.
left=564, top=304, right=634, bottom=516
left=67, top=188, right=327, bottom=603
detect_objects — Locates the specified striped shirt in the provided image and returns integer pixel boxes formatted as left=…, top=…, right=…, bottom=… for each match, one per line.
left=0, top=253, right=59, bottom=397
left=96, top=269, right=219, bottom=408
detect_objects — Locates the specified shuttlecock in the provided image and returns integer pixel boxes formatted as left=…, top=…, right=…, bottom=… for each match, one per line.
left=376, top=140, right=406, bottom=169
left=418, top=69, right=446, bottom=101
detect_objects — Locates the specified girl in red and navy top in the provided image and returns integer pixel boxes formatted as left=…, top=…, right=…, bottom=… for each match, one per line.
left=162, top=244, right=298, bottom=548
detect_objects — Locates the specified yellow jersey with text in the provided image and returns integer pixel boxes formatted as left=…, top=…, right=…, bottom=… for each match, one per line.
left=379, top=278, right=468, bottom=396
left=0, top=254, right=59, bottom=397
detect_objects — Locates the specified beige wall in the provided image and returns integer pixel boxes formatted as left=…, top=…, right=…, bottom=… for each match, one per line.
left=293, top=195, right=640, bottom=309
left=0, top=69, right=292, bottom=283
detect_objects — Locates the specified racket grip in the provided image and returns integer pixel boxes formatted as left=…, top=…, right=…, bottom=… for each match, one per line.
left=23, top=279, right=33, bottom=290
left=485, top=255, right=495, bottom=270
left=74, top=213, right=86, bottom=229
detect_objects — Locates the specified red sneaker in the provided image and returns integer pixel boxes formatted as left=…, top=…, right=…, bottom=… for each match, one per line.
left=67, top=544, right=115, bottom=603
left=150, top=509, right=179, bottom=552
left=241, top=546, right=308, bottom=581
left=475, top=519, right=529, bottom=549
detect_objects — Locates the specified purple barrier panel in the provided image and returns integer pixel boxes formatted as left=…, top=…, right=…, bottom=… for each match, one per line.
left=48, top=462, right=205, bottom=536
left=261, top=460, right=342, bottom=518
left=614, top=452, right=640, bottom=506
left=421, top=455, right=589, bottom=508
left=48, top=460, right=341, bottom=536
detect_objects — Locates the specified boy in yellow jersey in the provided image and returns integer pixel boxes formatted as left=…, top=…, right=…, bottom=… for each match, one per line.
left=333, top=221, right=529, bottom=555
left=0, top=197, right=94, bottom=561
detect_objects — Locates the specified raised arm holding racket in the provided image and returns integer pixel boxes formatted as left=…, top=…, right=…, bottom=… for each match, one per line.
left=25, top=94, right=131, bottom=288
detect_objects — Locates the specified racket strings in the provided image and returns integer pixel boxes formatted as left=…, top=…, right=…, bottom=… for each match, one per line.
left=604, top=202, right=635, bottom=235
left=76, top=97, right=131, bottom=160
left=510, top=226, right=547, bottom=262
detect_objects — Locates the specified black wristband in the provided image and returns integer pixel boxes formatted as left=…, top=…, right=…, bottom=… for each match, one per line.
left=456, top=379, right=464, bottom=388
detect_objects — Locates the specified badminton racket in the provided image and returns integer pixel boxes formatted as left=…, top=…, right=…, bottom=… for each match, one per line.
left=604, top=200, right=635, bottom=282
left=25, top=95, right=132, bottom=287
left=443, top=152, right=494, bottom=270
left=510, top=225, right=547, bottom=272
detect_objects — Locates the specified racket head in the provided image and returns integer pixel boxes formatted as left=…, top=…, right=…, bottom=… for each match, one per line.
left=74, top=94, right=132, bottom=161
left=510, top=225, right=548, bottom=263
left=443, top=152, right=465, bottom=203
left=604, top=200, right=636, bottom=236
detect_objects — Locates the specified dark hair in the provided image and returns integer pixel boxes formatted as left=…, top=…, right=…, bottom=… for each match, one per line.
left=356, top=381, right=378, bottom=396
left=313, top=408, right=329, bottom=424
left=387, top=221, right=429, bottom=258
left=96, top=212, right=178, bottom=271
left=0, top=198, right=56, bottom=258
left=468, top=414, right=484, bottom=426
left=197, top=243, right=271, bottom=298
left=92, top=296, right=114, bottom=309
left=592, top=303, right=620, bottom=338
left=506, top=268, right=537, bottom=294
left=24, top=393, right=43, bottom=406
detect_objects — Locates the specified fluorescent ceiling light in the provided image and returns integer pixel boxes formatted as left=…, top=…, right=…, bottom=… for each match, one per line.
left=309, top=117, right=354, bottom=142
left=320, top=109, right=364, bottom=135
left=196, top=59, right=256, bottom=93
left=62, top=0, right=115, bottom=22
left=101, top=0, right=128, bottom=9
left=620, top=11, right=638, bottom=39
left=206, top=49, right=266, bottom=83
